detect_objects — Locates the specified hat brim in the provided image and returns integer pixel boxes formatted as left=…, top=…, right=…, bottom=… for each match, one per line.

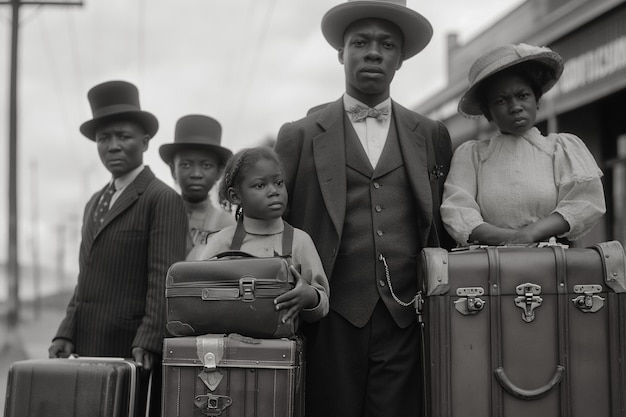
left=321, top=1, right=433, bottom=59
left=458, top=52, right=564, bottom=117
left=80, top=111, right=159, bottom=140
left=159, top=143, right=233, bottom=167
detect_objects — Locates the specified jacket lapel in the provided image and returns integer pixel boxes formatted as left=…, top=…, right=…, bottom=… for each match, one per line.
left=393, top=102, right=433, bottom=243
left=92, top=166, right=155, bottom=243
left=312, top=99, right=347, bottom=237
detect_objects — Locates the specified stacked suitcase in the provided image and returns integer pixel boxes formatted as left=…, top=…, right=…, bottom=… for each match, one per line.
left=162, top=251, right=304, bottom=417
left=418, top=241, right=626, bottom=417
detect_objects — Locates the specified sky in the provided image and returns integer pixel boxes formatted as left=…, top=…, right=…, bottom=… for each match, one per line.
left=0, top=0, right=524, bottom=287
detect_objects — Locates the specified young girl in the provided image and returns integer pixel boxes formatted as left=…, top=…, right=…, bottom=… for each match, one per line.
left=441, top=43, right=606, bottom=246
left=188, top=147, right=329, bottom=324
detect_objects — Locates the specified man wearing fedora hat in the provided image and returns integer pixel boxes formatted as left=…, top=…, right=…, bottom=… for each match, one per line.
left=159, top=114, right=235, bottom=256
left=274, top=1, right=454, bottom=416
left=48, top=80, right=188, bottom=416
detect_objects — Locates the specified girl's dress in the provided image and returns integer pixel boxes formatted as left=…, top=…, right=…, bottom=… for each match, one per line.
left=441, top=127, right=606, bottom=245
left=189, top=215, right=330, bottom=322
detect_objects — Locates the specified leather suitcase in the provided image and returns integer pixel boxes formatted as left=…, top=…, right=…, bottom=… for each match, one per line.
left=418, top=241, right=626, bottom=417
left=162, top=334, right=304, bottom=417
left=4, top=357, right=149, bottom=417
left=165, top=255, right=296, bottom=338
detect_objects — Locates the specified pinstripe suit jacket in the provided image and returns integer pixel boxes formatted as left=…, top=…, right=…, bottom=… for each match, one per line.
left=54, top=166, right=188, bottom=356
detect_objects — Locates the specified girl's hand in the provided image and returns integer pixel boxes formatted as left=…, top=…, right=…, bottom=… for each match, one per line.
left=274, top=265, right=319, bottom=324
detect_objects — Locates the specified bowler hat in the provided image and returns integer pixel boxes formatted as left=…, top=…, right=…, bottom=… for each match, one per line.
left=459, top=43, right=564, bottom=117
left=80, top=80, right=159, bottom=140
left=159, top=115, right=232, bottom=166
left=321, top=0, right=433, bottom=59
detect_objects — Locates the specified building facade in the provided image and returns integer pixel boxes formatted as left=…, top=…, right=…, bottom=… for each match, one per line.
left=416, top=0, right=626, bottom=246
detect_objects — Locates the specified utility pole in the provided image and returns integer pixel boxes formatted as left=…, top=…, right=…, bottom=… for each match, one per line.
left=0, top=0, right=83, bottom=359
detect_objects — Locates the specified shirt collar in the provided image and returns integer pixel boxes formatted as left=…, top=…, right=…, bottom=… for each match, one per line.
left=112, top=164, right=144, bottom=191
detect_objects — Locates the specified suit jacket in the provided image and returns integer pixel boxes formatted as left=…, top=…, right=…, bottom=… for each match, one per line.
left=275, top=98, right=454, bottom=319
left=55, top=166, right=188, bottom=356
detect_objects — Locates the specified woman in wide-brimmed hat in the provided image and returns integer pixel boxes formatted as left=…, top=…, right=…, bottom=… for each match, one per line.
left=441, top=43, right=606, bottom=246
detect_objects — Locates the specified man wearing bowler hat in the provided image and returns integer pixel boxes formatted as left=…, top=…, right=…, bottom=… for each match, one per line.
left=159, top=114, right=234, bottom=257
left=274, top=1, right=454, bottom=416
left=48, top=80, right=188, bottom=417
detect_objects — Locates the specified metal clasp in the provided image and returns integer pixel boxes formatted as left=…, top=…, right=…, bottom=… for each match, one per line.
left=454, top=287, right=485, bottom=315
left=194, top=393, right=232, bottom=416
left=239, top=277, right=255, bottom=302
left=515, top=283, right=542, bottom=323
left=572, top=284, right=605, bottom=313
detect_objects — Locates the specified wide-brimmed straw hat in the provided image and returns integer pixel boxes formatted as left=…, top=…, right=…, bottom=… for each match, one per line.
left=159, top=114, right=232, bottom=166
left=458, top=43, right=564, bottom=117
left=321, top=0, right=433, bottom=59
left=80, top=80, right=159, bottom=140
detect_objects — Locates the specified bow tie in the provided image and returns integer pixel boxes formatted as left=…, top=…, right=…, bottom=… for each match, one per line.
left=346, top=105, right=390, bottom=122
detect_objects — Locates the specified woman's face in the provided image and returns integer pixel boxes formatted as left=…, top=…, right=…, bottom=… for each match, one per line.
left=484, top=72, right=538, bottom=136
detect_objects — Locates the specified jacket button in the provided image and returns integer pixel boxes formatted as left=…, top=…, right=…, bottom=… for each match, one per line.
left=373, top=182, right=380, bottom=189
left=375, top=205, right=382, bottom=212
left=379, top=280, right=386, bottom=287
left=376, top=230, right=383, bottom=236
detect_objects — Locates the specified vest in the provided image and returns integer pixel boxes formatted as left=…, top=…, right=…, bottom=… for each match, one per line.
left=331, top=115, right=421, bottom=328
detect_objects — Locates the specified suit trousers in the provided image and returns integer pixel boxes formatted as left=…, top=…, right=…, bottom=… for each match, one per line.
left=303, top=300, right=423, bottom=417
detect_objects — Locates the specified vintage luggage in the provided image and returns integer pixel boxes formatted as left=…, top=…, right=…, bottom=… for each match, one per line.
left=418, top=241, right=626, bottom=417
left=161, top=334, right=305, bottom=417
left=166, top=221, right=297, bottom=339
left=4, top=357, right=149, bottom=417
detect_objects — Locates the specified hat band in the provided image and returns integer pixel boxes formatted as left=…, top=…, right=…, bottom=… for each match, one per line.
left=92, top=104, right=142, bottom=118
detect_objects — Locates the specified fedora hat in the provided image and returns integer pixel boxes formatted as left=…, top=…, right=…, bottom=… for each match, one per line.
left=321, top=0, right=433, bottom=59
left=159, top=114, right=232, bottom=166
left=458, top=43, right=564, bottom=117
left=80, top=80, right=159, bottom=140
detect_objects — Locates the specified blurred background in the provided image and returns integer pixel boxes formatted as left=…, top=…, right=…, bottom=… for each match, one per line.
left=1, top=0, right=625, bottom=409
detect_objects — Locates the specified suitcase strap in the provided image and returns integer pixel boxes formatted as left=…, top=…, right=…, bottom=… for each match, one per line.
left=230, top=217, right=294, bottom=257
left=487, top=247, right=571, bottom=417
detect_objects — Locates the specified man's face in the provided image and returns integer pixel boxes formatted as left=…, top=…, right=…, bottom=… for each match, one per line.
left=339, top=18, right=404, bottom=106
left=95, top=120, right=148, bottom=178
left=172, top=149, right=222, bottom=203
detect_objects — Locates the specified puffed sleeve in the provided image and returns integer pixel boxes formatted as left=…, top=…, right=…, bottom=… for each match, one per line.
left=440, top=140, right=485, bottom=245
left=552, top=133, right=606, bottom=240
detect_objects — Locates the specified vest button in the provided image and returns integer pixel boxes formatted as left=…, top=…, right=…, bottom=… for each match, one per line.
left=376, top=230, right=383, bottom=236
left=379, top=280, right=386, bottom=287
left=375, top=205, right=382, bottom=212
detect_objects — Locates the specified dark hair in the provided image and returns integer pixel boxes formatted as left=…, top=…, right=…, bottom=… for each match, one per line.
left=219, top=147, right=284, bottom=218
left=477, top=61, right=546, bottom=121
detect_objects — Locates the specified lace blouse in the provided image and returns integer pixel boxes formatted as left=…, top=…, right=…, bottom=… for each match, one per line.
left=441, top=127, right=606, bottom=245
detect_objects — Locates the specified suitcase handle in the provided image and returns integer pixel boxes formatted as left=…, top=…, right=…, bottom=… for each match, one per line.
left=215, top=251, right=256, bottom=259
left=494, top=365, right=565, bottom=400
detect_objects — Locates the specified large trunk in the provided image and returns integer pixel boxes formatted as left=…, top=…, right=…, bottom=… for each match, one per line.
left=419, top=241, right=626, bottom=417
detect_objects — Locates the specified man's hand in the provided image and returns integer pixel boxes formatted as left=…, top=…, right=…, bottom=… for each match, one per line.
left=132, top=347, right=156, bottom=371
left=48, top=339, right=75, bottom=358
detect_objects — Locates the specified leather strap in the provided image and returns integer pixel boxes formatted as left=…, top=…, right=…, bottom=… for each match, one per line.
left=230, top=217, right=294, bottom=256
left=486, top=248, right=503, bottom=417
left=552, top=245, right=572, bottom=417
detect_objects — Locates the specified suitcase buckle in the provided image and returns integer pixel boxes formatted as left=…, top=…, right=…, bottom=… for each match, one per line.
left=572, top=284, right=605, bottom=313
left=239, top=277, right=256, bottom=302
left=194, top=393, right=232, bottom=416
left=454, top=287, right=485, bottom=315
left=514, top=283, right=543, bottom=323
